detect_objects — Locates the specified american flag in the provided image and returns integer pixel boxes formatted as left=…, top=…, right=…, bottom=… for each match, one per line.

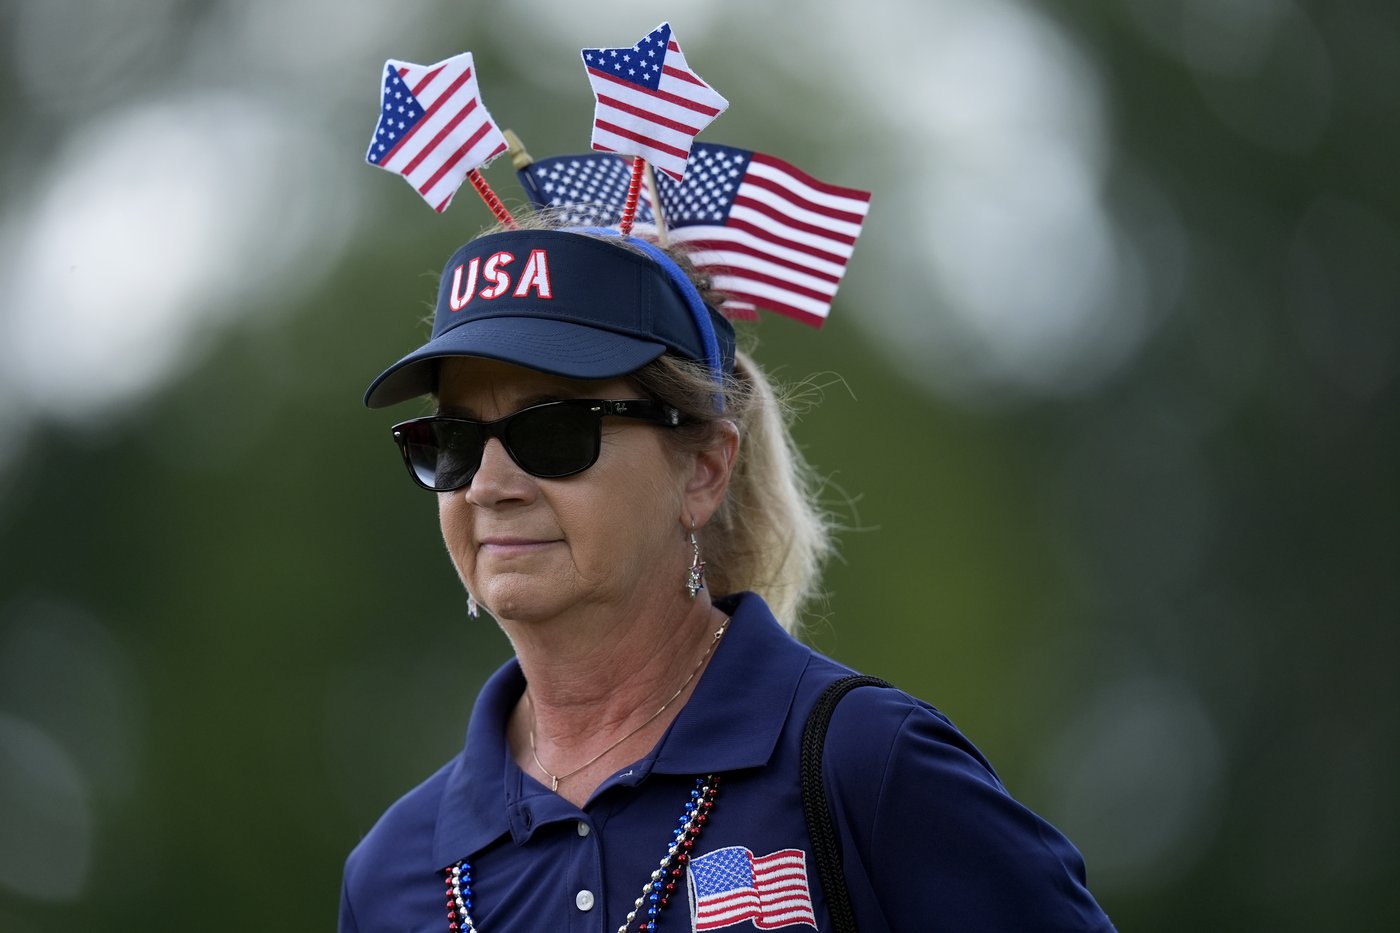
left=517, top=154, right=656, bottom=229
left=687, top=846, right=817, bottom=931
left=517, top=145, right=871, bottom=327
left=581, top=22, right=728, bottom=182
left=366, top=52, right=508, bottom=213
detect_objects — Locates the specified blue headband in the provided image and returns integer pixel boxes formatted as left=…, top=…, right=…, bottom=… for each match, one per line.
left=364, top=229, right=736, bottom=408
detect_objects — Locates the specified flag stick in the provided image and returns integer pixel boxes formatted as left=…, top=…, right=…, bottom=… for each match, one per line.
left=619, top=156, right=646, bottom=236
left=644, top=162, right=669, bottom=246
left=505, top=129, right=534, bottom=171
left=467, top=168, right=516, bottom=227
left=505, top=130, right=545, bottom=210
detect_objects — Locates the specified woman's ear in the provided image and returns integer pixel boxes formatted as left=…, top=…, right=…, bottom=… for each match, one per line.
left=683, top=421, right=740, bottom=527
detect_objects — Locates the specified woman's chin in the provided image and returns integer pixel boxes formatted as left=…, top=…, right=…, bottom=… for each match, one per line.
left=476, top=574, right=575, bottom=625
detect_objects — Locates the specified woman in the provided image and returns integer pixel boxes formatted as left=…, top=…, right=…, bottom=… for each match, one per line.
left=340, top=224, right=1116, bottom=932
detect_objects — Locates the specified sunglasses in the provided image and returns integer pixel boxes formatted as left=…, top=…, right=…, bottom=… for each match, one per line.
left=391, top=398, right=681, bottom=492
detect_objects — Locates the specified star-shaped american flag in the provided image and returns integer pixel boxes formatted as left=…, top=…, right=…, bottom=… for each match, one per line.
left=581, top=22, right=728, bottom=182
left=365, top=51, right=508, bottom=213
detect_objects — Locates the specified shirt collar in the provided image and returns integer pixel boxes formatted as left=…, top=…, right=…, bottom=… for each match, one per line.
left=433, top=658, right=524, bottom=866
left=650, top=591, right=811, bottom=774
left=432, top=592, right=811, bottom=867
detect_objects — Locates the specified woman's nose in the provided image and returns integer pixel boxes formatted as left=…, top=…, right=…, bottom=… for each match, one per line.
left=464, top=437, right=534, bottom=505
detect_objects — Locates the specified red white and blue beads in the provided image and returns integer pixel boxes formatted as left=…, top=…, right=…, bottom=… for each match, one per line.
left=620, top=774, right=720, bottom=933
left=444, top=860, right=475, bottom=933
left=442, top=773, right=721, bottom=933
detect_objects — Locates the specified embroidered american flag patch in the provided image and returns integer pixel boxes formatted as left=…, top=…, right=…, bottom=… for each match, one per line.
left=687, top=845, right=817, bottom=931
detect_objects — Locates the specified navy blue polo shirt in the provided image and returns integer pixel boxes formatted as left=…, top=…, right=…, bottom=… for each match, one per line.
left=340, top=593, right=1115, bottom=932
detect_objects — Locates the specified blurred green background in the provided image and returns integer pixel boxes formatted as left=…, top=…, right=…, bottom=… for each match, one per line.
left=2, top=0, right=1396, bottom=929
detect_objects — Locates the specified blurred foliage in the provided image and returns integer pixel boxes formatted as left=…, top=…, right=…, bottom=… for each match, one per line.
left=2, top=1, right=1398, bottom=930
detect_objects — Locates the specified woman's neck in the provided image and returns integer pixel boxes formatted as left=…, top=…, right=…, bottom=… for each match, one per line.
left=501, top=595, right=729, bottom=807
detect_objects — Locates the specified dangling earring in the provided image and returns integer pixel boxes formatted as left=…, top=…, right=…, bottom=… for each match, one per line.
left=467, top=592, right=479, bottom=618
left=685, top=524, right=706, bottom=599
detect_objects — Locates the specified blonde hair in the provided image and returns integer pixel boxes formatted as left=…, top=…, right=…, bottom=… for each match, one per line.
left=631, top=349, right=832, bottom=632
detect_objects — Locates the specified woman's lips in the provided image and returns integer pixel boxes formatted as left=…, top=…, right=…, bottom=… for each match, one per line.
left=478, top=537, right=560, bottom=557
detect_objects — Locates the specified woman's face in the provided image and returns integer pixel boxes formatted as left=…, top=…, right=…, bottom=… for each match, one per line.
left=435, top=357, right=691, bottom=624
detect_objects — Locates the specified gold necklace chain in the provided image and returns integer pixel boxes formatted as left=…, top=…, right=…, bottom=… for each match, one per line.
left=526, top=616, right=730, bottom=793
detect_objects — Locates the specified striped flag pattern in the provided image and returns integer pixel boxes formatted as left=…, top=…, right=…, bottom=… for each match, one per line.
left=661, top=145, right=870, bottom=328
left=516, top=145, right=871, bottom=327
left=366, top=52, right=508, bottom=213
left=581, top=22, right=728, bottom=182
left=688, top=846, right=817, bottom=931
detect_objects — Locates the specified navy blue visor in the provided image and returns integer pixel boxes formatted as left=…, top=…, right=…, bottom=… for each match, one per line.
left=364, top=229, right=735, bottom=408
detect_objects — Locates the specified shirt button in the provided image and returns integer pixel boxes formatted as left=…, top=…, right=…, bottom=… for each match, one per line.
left=576, top=890, right=595, bottom=912
left=576, top=821, right=591, bottom=837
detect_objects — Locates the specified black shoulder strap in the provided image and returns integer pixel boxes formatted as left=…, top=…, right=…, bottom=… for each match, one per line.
left=800, top=674, right=893, bottom=933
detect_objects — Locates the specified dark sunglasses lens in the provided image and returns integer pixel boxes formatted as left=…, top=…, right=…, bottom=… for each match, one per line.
left=506, top=404, right=601, bottom=477
left=403, top=421, right=483, bottom=491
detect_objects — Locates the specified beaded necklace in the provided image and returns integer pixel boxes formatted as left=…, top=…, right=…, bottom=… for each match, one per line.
left=444, top=774, right=722, bottom=933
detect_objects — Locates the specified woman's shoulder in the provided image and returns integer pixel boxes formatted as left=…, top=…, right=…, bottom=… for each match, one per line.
left=344, top=757, right=457, bottom=882
left=800, top=671, right=1116, bottom=931
left=340, top=758, right=463, bottom=932
left=794, top=665, right=1003, bottom=807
